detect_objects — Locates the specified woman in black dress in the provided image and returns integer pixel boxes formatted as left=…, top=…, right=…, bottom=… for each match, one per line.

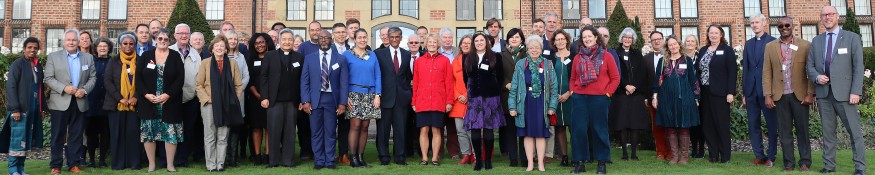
left=104, top=33, right=143, bottom=170
left=609, top=27, right=651, bottom=161
left=246, top=32, right=275, bottom=164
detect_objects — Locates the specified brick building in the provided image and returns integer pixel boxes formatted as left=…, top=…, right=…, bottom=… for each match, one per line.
left=1, top=0, right=872, bottom=54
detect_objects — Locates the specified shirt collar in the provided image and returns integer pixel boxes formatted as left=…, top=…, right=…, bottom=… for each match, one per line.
left=827, top=27, right=841, bottom=35
left=67, top=50, right=80, bottom=58
left=322, top=48, right=333, bottom=55
left=439, top=47, right=453, bottom=54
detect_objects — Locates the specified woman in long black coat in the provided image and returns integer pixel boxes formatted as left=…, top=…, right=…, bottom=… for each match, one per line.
left=103, top=33, right=143, bottom=170
left=608, top=27, right=652, bottom=161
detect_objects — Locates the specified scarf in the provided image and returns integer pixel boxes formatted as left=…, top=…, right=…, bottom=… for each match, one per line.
left=526, top=56, right=545, bottom=98
left=118, top=51, right=137, bottom=111
left=210, top=56, right=243, bottom=127
left=575, top=44, right=604, bottom=86
left=510, top=45, right=525, bottom=62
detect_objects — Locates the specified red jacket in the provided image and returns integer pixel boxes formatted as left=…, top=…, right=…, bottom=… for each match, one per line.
left=412, top=53, right=454, bottom=112
left=570, top=49, right=621, bottom=96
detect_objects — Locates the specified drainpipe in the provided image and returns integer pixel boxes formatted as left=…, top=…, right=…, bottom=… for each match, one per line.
left=252, top=0, right=257, bottom=34
left=531, top=0, right=536, bottom=22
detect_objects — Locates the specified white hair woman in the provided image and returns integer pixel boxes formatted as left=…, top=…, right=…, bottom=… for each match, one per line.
left=608, top=27, right=651, bottom=161
left=508, top=34, right=558, bottom=172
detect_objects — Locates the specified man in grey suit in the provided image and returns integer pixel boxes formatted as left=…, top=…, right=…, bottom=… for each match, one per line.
left=44, top=29, right=97, bottom=174
left=806, top=6, right=866, bottom=175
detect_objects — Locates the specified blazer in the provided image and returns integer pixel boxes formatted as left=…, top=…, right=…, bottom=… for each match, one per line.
left=375, top=46, right=413, bottom=108
left=449, top=53, right=468, bottom=118
left=695, top=44, right=738, bottom=96
left=102, top=55, right=135, bottom=111
left=6, top=57, right=45, bottom=113
left=195, top=57, right=244, bottom=106
left=44, top=50, right=96, bottom=112
left=806, top=29, right=865, bottom=101
left=260, top=50, right=305, bottom=106
left=615, top=48, right=653, bottom=98
left=301, top=49, right=349, bottom=109
left=135, top=50, right=185, bottom=123
left=762, top=37, right=815, bottom=101
left=742, top=34, right=777, bottom=97
left=87, top=56, right=109, bottom=116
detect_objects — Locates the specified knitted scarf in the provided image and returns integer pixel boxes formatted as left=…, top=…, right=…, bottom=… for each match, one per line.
left=526, top=56, right=545, bottom=98
left=117, top=51, right=137, bottom=111
left=575, top=44, right=604, bottom=86
left=210, top=56, right=243, bottom=127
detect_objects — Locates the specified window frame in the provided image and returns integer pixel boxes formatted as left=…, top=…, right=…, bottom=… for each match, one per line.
left=722, top=26, right=732, bottom=46
left=107, top=28, right=127, bottom=54
left=564, top=28, right=581, bottom=42
left=456, top=0, right=476, bottom=21
left=854, top=0, right=872, bottom=16
left=456, top=27, right=477, bottom=45
left=107, top=0, right=128, bottom=20
left=13, top=0, right=32, bottom=20
left=46, top=28, right=65, bottom=54
left=81, top=0, right=101, bottom=20
left=286, top=0, right=307, bottom=21
left=655, top=26, right=675, bottom=38
left=860, top=23, right=873, bottom=47
left=801, top=24, right=818, bottom=42
left=768, top=0, right=786, bottom=17
left=679, top=0, right=698, bottom=18
left=744, top=0, right=761, bottom=17
left=588, top=0, right=607, bottom=19
left=562, top=0, right=581, bottom=20
left=831, top=0, right=848, bottom=16
left=399, top=0, right=420, bottom=19
left=314, top=0, right=334, bottom=21
left=205, top=0, right=225, bottom=21
left=654, top=0, right=673, bottom=19
left=288, top=27, right=307, bottom=41
left=12, top=28, right=30, bottom=54
left=768, top=25, right=781, bottom=38
left=0, top=0, right=5, bottom=19
left=680, top=26, right=700, bottom=42
left=483, top=0, right=503, bottom=20
left=372, top=0, right=392, bottom=19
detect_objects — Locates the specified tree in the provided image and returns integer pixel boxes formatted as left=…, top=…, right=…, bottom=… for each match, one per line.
left=632, top=16, right=645, bottom=49
left=167, top=0, right=214, bottom=44
left=842, top=7, right=861, bottom=36
left=606, top=1, right=633, bottom=49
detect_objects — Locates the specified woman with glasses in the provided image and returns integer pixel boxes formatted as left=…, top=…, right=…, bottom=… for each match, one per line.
left=136, top=28, right=186, bottom=173
left=548, top=30, right=574, bottom=166
left=246, top=32, right=276, bottom=164
left=344, top=28, right=382, bottom=168
left=450, top=34, right=474, bottom=165
left=85, top=37, right=113, bottom=168
left=104, top=33, right=144, bottom=170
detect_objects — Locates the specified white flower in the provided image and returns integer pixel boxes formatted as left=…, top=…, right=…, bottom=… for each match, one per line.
left=641, top=45, right=653, bottom=56
left=3, top=72, right=7, bottom=81
left=0, top=46, right=10, bottom=55
left=865, top=69, right=872, bottom=79
left=733, top=45, right=744, bottom=53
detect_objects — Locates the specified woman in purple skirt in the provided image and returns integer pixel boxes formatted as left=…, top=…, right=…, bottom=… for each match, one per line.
left=462, top=33, right=506, bottom=171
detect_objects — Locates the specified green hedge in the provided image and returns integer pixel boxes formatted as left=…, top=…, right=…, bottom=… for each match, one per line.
left=864, top=47, right=875, bottom=71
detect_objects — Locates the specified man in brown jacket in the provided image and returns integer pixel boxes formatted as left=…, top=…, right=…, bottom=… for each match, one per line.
left=761, top=16, right=815, bottom=172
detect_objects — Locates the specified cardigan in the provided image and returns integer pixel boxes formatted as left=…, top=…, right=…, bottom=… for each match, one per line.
left=135, top=50, right=186, bottom=123
left=508, top=56, right=558, bottom=128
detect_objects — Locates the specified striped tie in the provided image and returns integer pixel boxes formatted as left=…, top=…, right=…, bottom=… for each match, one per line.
left=321, top=52, right=330, bottom=91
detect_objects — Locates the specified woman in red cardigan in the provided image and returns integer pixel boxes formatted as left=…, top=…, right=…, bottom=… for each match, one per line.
left=568, top=26, right=620, bottom=174
left=412, top=34, right=454, bottom=166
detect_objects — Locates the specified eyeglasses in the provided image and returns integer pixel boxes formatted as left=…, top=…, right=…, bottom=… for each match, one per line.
left=408, top=42, right=423, bottom=44
left=156, top=37, right=170, bottom=42
left=175, top=32, right=190, bottom=35
left=777, top=24, right=792, bottom=29
left=315, top=36, right=332, bottom=40
left=121, top=43, right=135, bottom=46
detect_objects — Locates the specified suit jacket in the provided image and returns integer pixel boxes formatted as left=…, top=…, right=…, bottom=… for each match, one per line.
left=806, top=29, right=865, bottom=101
left=762, top=37, right=815, bottom=101
left=643, top=52, right=661, bottom=85
left=695, top=44, right=738, bottom=96
left=44, top=50, right=96, bottom=112
left=375, top=46, right=413, bottom=108
left=742, top=34, right=777, bottom=97
left=260, top=50, right=305, bottom=106
left=301, top=48, right=349, bottom=109
left=135, top=50, right=186, bottom=123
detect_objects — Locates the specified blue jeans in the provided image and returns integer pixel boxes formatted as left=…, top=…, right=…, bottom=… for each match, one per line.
left=570, top=94, right=611, bottom=162
left=746, top=95, right=777, bottom=160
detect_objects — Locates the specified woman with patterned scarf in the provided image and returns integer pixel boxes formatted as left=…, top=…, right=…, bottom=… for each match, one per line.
left=102, top=33, right=143, bottom=170
left=1, top=37, right=45, bottom=175
left=508, top=34, right=558, bottom=172
left=568, top=26, right=620, bottom=174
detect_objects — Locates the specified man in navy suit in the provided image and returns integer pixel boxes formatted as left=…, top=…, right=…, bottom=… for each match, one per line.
left=742, top=13, right=778, bottom=167
left=375, top=27, right=413, bottom=165
left=301, top=30, right=349, bottom=170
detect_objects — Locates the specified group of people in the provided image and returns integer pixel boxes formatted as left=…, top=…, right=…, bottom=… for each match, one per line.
left=0, top=5, right=867, bottom=175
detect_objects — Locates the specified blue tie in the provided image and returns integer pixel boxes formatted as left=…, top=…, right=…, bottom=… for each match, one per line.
left=825, top=33, right=833, bottom=77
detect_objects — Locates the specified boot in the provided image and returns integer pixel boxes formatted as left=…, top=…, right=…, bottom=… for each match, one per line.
left=621, top=144, right=629, bottom=160
left=667, top=129, right=679, bottom=164
left=349, top=152, right=361, bottom=168
left=597, top=161, right=607, bottom=174
left=630, top=143, right=640, bottom=160
left=679, top=129, right=691, bottom=164
left=472, top=138, right=484, bottom=170
left=358, top=154, right=370, bottom=167
left=560, top=155, right=570, bottom=167
left=570, top=161, right=586, bottom=174
left=473, top=154, right=483, bottom=171
left=484, top=137, right=494, bottom=170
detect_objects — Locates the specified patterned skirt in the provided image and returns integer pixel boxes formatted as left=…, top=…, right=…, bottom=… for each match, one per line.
left=347, top=91, right=381, bottom=120
left=140, top=118, right=184, bottom=144
left=463, top=96, right=506, bottom=130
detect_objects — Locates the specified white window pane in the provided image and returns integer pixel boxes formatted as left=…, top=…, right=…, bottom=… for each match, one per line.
left=563, top=0, right=580, bottom=20
left=315, top=0, right=333, bottom=20
left=457, top=0, right=475, bottom=20
left=769, top=25, right=780, bottom=38
left=722, top=26, right=732, bottom=45
left=831, top=0, right=847, bottom=16
left=861, top=24, right=872, bottom=47
left=681, top=27, right=699, bottom=41
left=0, top=0, right=5, bottom=19
left=107, top=28, right=127, bottom=54
left=680, top=0, right=697, bottom=18
left=108, top=0, right=127, bottom=20
left=588, top=0, right=606, bottom=19
left=484, top=0, right=502, bottom=20
left=855, top=0, right=871, bottom=15
left=655, top=0, right=672, bottom=18
left=287, top=0, right=305, bottom=20
left=744, top=0, right=760, bottom=17
left=290, top=28, right=306, bottom=41
left=656, top=27, right=673, bottom=37
left=206, top=0, right=224, bottom=20
left=768, top=0, right=785, bottom=16
left=373, top=0, right=390, bottom=18
left=400, top=0, right=419, bottom=18
left=564, top=28, right=580, bottom=41
left=12, top=29, right=29, bottom=54
left=745, top=26, right=755, bottom=40
left=13, top=0, right=31, bottom=19
left=81, top=0, right=100, bottom=20
left=802, top=25, right=818, bottom=42
left=456, top=28, right=475, bottom=45
left=46, top=29, right=64, bottom=54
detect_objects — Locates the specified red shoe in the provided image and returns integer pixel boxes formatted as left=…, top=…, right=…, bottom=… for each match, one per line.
left=338, top=154, right=350, bottom=165
left=458, top=155, right=472, bottom=164
left=751, top=159, right=765, bottom=165
left=51, top=168, right=62, bottom=175
left=69, top=166, right=85, bottom=173
left=544, top=157, right=552, bottom=164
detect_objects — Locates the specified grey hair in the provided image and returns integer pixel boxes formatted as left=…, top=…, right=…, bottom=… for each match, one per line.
left=408, top=34, right=421, bottom=41
left=174, top=23, right=190, bottom=32
left=278, top=28, right=295, bottom=42
left=191, top=32, right=204, bottom=39
left=439, top=28, right=453, bottom=37
left=525, top=34, right=543, bottom=49
left=66, top=29, right=81, bottom=41
left=544, top=12, right=559, bottom=20
left=224, top=29, right=238, bottom=38
left=118, top=32, right=137, bottom=44
left=597, top=27, right=609, bottom=33
left=388, top=27, right=402, bottom=35
left=750, top=13, right=767, bottom=22
left=618, top=27, right=637, bottom=44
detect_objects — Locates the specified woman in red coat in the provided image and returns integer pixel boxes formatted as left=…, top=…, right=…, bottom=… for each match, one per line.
left=412, top=34, right=454, bottom=166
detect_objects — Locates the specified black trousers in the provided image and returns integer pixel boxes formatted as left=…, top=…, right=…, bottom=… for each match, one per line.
left=297, top=110, right=313, bottom=158
left=337, top=116, right=350, bottom=156
left=498, top=115, right=519, bottom=162
left=50, top=99, right=86, bottom=168
left=108, top=111, right=142, bottom=170
left=377, top=105, right=409, bottom=162
left=267, top=101, right=298, bottom=166
left=775, top=94, right=812, bottom=168
left=405, top=108, right=419, bottom=157
left=85, top=114, right=110, bottom=163
left=700, top=86, right=732, bottom=162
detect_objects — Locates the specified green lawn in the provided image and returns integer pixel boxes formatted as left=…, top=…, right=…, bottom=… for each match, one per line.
left=2, top=147, right=872, bottom=175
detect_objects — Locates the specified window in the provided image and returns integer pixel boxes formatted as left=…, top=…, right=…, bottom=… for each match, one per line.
left=564, top=28, right=581, bottom=41
left=681, top=26, right=699, bottom=41
left=289, top=28, right=306, bottom=41
left=655, top=27, right=674, bottom=37
left=745, top=26, right=755, bottom=40
left=801, top=25, right=818, bottom=42
left=108, top=0, right=127, bottom=20
left=0, top=0, right=5, bottom=19
left=107, top=28, right=127, bottom=54
left=456, top=28, right=476, bottom=44
left=81, top=0, right=100, bottom=20
left=13, top=0, right=31, bottom=19
left=484, top=0, right=502, bottom=20
left=861, top=24, right=873, bottom=47
left=768, top=0, right=785, bottom=16
left=286, top=0, right=306, bottom=20
left=314, top=0, right=333, bottom=20
left=769, top=25, right=780, bottom=38
left=372, top=0, right=390, bottom=18
left=654, top=0, right=672, bottom=18
left=82, top=28, right=99, bottom=43
left=400, top=0, right=419, bottom=18
left=744, top=0, right=760, bottom=17
left=680, top=0, right=697, bottom=18
left=205, top=0, right=224, bottom=20
left=855, top=0, right=871, bottom=15
left=722, top=26, right=732, bottom=45
left=46, top=29, right=65, bottom=54
left=589, top=0, right=606, bottom=19
left=457, top=0, right=475, bottom=20
left=12, top=28, right=29, bottom=53
left=562, top=0, right=580, bottom=20
left=831, top=0, right=846, bottom=16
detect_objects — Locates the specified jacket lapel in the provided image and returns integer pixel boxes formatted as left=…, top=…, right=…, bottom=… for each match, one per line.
left=56, top=52, right=73, bottom=86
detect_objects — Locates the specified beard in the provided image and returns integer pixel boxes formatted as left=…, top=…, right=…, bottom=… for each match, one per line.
left=320, top=45, right=330, bottom=51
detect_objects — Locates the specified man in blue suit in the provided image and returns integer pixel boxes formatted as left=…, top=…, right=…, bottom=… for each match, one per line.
left=301, top=30, right=349, bottom=170
left=742, top=13, right=778, bottom=167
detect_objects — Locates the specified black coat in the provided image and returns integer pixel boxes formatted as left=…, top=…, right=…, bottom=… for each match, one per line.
left=5, top=57, right=45, bottom=113
left=695, top=44, right=738, bottom=96
left=136, top=50, right=186, bottom=123
left=259, top=50, right=305, bottom=106
left=103, top=55, right=132, bottom=111
left=375, top=47, right=412, bottom=108
left=87, top=56, right=109, bottom=116
left=614, top=48, right=653, bottom=98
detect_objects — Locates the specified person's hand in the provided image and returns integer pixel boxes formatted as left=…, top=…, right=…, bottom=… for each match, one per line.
left=742, top=96, right=747, bottom=107
left=817, top=75, right=830, bottom=85
left=696, top=100, right=700, bottom=107
left=547, top=110, right=555, bottom=115
left=446, top=104, right=453, bottom=112
left=802, top=94, right=815, bottom=105
left=145, top=94, right=158, bottom=104
left=158, top=94, right=170, bottom=104
left=11, top=112, right=20, bottom=121
left=75, top=89, right=86, bottom=98
left=726, top=94, right=735, bottom=104
left=412, top=105, right=416, bottom=111
left=505, top=83, right=512, bottom=90
left=337, top=105, right=347, bottom=115
left=850, top=94, right=861, bottom=105
left=129, top=98, right=138, bottom=106
left=509, top=110, right=518, bottom=117
left=652, top=98, right=659, bottom=108
left=625, top=85, right=636, bottom=95
left=374, top=96, right=381, bottom=109
left=298, top=103, right=304, bottom=110
left=644, top=99, right=651, bottom=108
left=764, top=96, right=776, bottom=109
left=64, top=85, right=77, bottom=94
left=302, top=103, right=312, bottom=114
left=458, top=96, right=467, bottom=104
left=261, top=99, right=270, bottom=108
left=120, top=98, right=129, bottom=105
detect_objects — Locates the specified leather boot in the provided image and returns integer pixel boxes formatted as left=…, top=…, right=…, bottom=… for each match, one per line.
left=679, top=129, right=691, bottom=164
left=350, top=152, right=361, bottom=168
left=227, top=131, right=239, bottom=167
left=571, top=161, right=586, bottom=174
left=666, top=129, right=679, bottom=164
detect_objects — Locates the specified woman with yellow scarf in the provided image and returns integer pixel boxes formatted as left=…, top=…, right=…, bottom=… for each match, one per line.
left=103, top=33, right=143, bottom=170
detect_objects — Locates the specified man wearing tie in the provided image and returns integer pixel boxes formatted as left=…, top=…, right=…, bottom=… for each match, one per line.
left=45, top=29, right=97, bottom=174
left=806, top=6, right=866, bottom=175
left=375, top=27, right=413, bottom=165
left=135, top=24, right=155, bottom=57
left=301, top=30, right=349, bottom=170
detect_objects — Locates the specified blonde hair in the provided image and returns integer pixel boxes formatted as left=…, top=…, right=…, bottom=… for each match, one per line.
left=425, top=34, right=441, bottom=53
left=683, top=34, right=699, bottom=58
left=661, top=35, right=685, bottom=68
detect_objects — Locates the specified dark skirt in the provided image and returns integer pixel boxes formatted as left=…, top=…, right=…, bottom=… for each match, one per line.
left=416, top=112, right=445, bottom=128
left=609, top=93, right=651, bottom=130
left=517, top=90, right=550, bottom=138
left=463, top=96, right=506, bottom=130
left=245, top=96, right=267, bottom=128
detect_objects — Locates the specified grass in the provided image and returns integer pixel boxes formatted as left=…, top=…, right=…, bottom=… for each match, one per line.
left=2, top=146, right=872, bottom=175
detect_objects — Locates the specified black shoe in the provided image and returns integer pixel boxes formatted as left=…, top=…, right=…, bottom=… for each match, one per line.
left=853, top=170, right=865, bottom=175
left=485, top=161, right=493, bottom=170
left=631, top=156, right=639, bottom=161
left=560, top=156, right=570, bottom=167
left=313, top=165, right=324, bottom=170
left=350, top=154, right=362, bottom=168
left=597, top=161, right=607, bottom=174
left=819, top=168, right=835, bottom=173
left=380, top=161, right=390, bottom=165
left=357, top=154, right=370, bottom=167
left=394, top=161, right=407, bottom=165
left=217, top=168, right=225, bottom=172
left=474, top=161, right=484, bottom=171
left=327, top=164, right=337, bottom=169
left=509, top=159, right=519, bottom=167
left=571, top=161, right=586, bottom=174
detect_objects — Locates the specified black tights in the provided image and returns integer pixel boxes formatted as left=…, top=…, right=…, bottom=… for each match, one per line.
left=349, top=118, right=370, bottom=155
left=470, top=129, right=495, bottom=161
left=620, top=129, right=641, bottom=156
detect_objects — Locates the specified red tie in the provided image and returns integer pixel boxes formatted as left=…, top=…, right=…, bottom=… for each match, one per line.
left=393, top=50, right=400, bottom=73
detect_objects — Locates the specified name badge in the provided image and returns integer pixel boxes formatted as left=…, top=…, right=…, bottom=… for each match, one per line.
left=716, top=50, right=724, bottom=55
left=838, top=48, right=848, bottom=54
left=146, top=64, right=156, bottom=69
left=538, top=68, right=544, bottom=73
left=254, top=61, right=262, bottom=66
left=293, top=62, right=301, bottom=68
left=789, top=44, right=799, bottom=51
left=782, top=65, right=788, bottom=71
left=562, top=59, right=571, bottom=65
left=81, top=65, right=89, bottom=71
left=33, top=67, right=38, bottom=72
left=679, top=64, right=687, bottom=69
left=332, top=63, right=340, bottom=70
left=623, top=56, right=629, bottom=61
left=480, top=64, right=489, bottom=70
left=542, top=50, right=551, bottom=55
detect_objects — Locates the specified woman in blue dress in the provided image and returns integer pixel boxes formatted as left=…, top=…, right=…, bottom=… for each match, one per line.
left=508, top=34, right=558, bottom=172
left=652, top=35, right=700, bottom=165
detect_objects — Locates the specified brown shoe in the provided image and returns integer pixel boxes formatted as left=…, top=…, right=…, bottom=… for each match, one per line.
left=783, top=167, right=795, bottom=172
left=544, top=157, right=552, bottom=164
left=338, top=154, right=351, bottom=165
left=800, top=164, right=810, bottom=171
left=51, top=168, right=62, bottom=175
left=751, top=159, right=765, bottom=165
left=69, top=166, right=85, bottom=173
left=764, top=160, right=774, bottom=167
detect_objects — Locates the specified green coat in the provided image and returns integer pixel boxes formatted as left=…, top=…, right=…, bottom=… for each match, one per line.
left=507, top=56, right=558, bottom=128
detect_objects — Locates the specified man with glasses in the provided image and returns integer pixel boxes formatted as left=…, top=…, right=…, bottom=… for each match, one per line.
left=742, top=13, right=778, bottom=168
left=332, top=23, right=350, bottom=55
left=169, top=23, right=203, bottom=168
left=807, top=6, right=866, bottom=175
left=375, top=27, right=413, bottom=165
left=643, top=31, right=670, bottom=161
left=294, top=21, right=323, bottom=161
left=301, top=30, right=349, bottom=170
